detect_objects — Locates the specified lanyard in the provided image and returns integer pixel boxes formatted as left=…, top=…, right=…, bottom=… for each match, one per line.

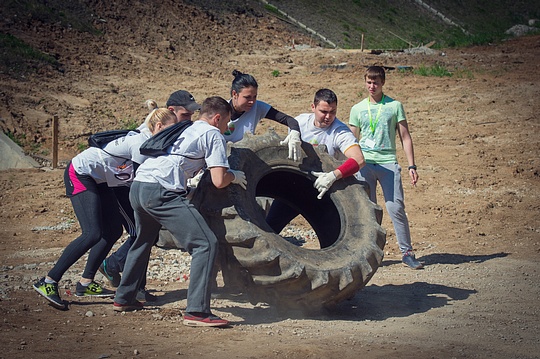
left=367, top=95, right=385, bottom=134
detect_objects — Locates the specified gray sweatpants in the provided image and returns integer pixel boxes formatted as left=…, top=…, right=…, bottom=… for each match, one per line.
left=356, top=162, right=413, bottom=254
left=114, top=181, right=218, bottom=313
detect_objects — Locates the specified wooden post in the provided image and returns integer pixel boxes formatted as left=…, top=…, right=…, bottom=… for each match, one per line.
left=52, top=115, right=58, bottom=169
left=360, top=33, right=365, bottom=52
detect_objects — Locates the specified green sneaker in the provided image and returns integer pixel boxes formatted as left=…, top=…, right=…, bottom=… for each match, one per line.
left=33, top=277, right=66, bottom=309
left=99, top=259, right=121, bottom=288
left=75, top=281, right=115, bottom=297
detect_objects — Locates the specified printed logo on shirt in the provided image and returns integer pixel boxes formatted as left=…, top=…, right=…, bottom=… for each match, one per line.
left=115, top=173, right=132, bottom=181
left=113, top=162, right=133, bottom=181
left=224, top=122, right=235, bottom=136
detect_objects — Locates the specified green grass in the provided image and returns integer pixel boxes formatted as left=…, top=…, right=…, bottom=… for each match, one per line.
left=453, top=68, right=475, bottom=79
left=413, top=64, right=453, bottom=77
left=1, top=0, right=98, bottom=34
left=0, top=33, right=59, bottom=76
left=0, top=0, right=98, bottom=76
left=265, top=0, right=540, bottom=49
left=5, top=131, right=24, bottom=147
left=76, top=142, right=87, bottom=153
left=264, top=3, right=281, bottom=17
left=121, top=118, right=141, bottom=131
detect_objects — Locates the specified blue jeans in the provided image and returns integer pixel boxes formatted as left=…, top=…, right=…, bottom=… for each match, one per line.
left=115, top=181, right=218, bottom=313
left=356, top=163, right=413, bottom=254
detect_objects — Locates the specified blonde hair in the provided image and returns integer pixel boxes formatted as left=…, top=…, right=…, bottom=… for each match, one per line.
left=143, top=99, right=176, bottom=132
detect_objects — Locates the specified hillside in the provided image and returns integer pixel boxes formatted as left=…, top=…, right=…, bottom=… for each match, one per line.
left=0, top=1, right=539, bottom=161
left=0, top=0, right=315, bottom=159
left=267, top=0, right=540, bottom=48
left=2, top=0, right=539, bottom=158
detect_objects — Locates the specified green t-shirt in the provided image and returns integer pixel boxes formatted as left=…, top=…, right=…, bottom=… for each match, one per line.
left=349, top=95, right=406, bottom=164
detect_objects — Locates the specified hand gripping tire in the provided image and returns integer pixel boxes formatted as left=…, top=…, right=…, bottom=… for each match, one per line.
left=158, top=130, right=386, bottom=311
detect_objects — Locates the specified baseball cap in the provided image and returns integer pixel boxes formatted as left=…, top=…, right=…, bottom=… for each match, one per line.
left=166, top=90, right=201, bottom=112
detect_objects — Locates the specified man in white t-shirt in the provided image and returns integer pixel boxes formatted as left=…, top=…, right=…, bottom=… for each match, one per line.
left=266, top=88, right=366, bottom=233
left=113, top=96, right=247, bottom=328
left=99, top=90, right=202, bottom=302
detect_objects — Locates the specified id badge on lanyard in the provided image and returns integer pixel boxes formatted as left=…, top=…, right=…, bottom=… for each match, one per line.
left=366, top=95, right=385, bottom=149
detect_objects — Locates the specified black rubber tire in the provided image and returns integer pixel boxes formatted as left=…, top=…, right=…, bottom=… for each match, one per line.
left=160, top=130, right=386, bottom=311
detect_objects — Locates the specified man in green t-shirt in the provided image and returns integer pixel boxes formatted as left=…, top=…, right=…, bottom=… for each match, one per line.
left=349, top=66, right=423, bottom=269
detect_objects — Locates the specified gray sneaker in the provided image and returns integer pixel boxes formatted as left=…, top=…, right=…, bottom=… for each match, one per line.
left=402, top=251, right=424, bottom=269
left=136, top=288, right=157, bottom=302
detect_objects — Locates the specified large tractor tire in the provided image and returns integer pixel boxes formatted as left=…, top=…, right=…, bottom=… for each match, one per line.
left=158, top=130, right=386, bottom=311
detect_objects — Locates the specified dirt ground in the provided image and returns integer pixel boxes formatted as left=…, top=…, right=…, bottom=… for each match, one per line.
left=1, top=1, right=540, bottom=358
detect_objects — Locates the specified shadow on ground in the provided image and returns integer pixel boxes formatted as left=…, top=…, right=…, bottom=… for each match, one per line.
left=114, top=252, right=508, bottom=324
left=213, top=280, right=477, bottom=325
left=382, top=252, right=509, bottom=266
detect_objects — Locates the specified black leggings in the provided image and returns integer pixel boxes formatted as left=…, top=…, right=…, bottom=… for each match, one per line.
left=47, top=163, right=123, bottom=282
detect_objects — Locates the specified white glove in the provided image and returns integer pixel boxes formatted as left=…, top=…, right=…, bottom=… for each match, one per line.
left=279, top=130, right=302, bottom=162
left=187, top=169, right=205, bottom=188
left=228, top=169, right=247, bottom=190
left=311, top=171, right=337, bottom=199
left=185, top=170, right=205, bottom=201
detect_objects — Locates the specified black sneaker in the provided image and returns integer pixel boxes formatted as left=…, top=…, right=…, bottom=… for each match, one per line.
left=98, top=259, right=121, bottom=287
left=136, top=288, right=157, bottom=302
left=33, top=277, right=66, bottom=309
left=402, top=251, right=424, bottom=269
left=75, top=281, right=115, bottom=297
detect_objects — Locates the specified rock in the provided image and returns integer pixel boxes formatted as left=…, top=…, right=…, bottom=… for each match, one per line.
left=505, top=24, right=538, bottom=37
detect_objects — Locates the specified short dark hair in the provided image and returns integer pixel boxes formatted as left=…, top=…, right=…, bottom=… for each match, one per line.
left=364, top=66, right=386, bottom=81
left=230, top=69, right=258, bottom=96
left=313, top=88, right=338, bottom=106
left=201, top=96, right=232, bottom=118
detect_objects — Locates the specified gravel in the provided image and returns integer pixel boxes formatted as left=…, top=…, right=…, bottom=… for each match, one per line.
left=1, top=225, right=318, bottom=298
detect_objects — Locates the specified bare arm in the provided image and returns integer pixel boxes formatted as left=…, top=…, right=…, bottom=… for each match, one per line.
left=208, top=166, right=235, bottom=189
left=348, top=124, right=360, bottom=139
left=397, top=121, right=418, bottom=186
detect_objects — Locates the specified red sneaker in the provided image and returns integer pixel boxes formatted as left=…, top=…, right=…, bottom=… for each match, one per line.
left=183, top=312, right=229, bottom=327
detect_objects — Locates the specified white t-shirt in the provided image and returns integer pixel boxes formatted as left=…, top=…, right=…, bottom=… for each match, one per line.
left=71, top=129, right=152, bottom=187
left=135, top=120, right=230, bottom=192
left=222, top=100, right=271, bottom=143
left=296, top=113, right=358, bottom=161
